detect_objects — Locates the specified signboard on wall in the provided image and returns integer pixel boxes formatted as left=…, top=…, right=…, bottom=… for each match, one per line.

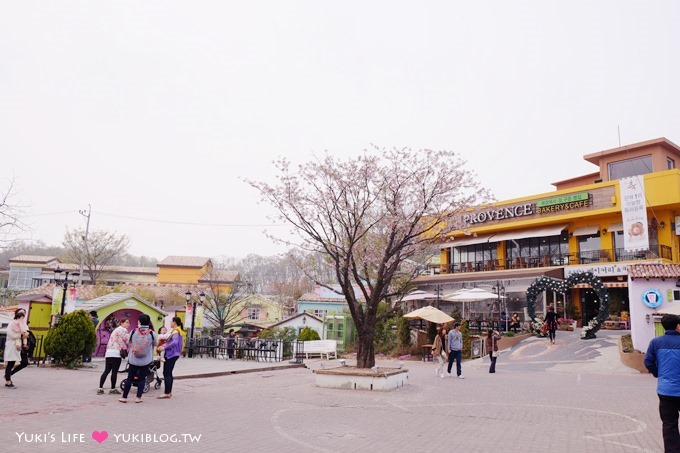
left=564, top=263, right=629, bottom=278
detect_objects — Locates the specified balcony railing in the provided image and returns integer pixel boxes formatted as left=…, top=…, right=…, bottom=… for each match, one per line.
left=441, top=244, right=672, bottom=273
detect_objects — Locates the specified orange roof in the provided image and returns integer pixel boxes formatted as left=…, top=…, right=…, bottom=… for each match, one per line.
left=628, top=264, right=680, bottom=279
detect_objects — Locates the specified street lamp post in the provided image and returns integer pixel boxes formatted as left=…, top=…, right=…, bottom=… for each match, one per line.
left=186, top=290, right=206, bottom=358
left=54, top=267, right=80, bottom=317
left=493, top=280, right=507, bottom=332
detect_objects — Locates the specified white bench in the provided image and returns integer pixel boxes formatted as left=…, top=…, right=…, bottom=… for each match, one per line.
left=303, top=340, right=337, bottom=360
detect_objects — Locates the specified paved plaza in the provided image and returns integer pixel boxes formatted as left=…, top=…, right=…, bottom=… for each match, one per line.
left=0, top=330, right=666, bottom=452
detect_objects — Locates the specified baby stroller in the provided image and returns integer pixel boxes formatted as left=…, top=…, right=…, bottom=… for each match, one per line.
left=119, top=358, right=163, bottom=393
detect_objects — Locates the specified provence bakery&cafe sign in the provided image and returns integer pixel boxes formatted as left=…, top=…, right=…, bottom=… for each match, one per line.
left=463, top=192, right=591, bottom=225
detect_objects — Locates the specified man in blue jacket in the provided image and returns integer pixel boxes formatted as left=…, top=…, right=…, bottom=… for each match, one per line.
left=645, top=314, right=680, bottom=453
left=446, top=322, right=464, bottom=379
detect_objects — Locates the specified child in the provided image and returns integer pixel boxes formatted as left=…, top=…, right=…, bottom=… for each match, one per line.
left=157, top=326, right=170, bottom=362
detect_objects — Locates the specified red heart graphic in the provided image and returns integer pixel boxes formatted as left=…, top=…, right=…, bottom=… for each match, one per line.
left=91, top=430, right=108, bottom=444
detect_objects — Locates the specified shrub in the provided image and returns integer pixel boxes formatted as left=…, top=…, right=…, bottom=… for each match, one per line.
left=373, top=302, right=398, bottom=354
left=396, top=310, right=411, bottom=350
left=44, top=310, right=96, bottom=368
left=258, top=327, right=297, bottom=342
left=297, top=326, right=321, bottom=341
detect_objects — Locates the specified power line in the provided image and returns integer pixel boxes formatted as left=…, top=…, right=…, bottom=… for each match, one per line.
left=25, top=209, right=286, bottom=228
left=94, top=211, right=286, bottom=228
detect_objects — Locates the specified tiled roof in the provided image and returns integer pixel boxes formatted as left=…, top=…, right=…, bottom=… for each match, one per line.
left=268, top=312, right=323, bottom=329
left=79, top=293, right=167, bottom=315
left=17, top=282, right=210, bottom=305
left=158, top=256, right=211, bottom=268
left=10, top=255, right=59, bottom=264
left=298, top=292, right=352, bottom=303
left=628, top=264, right=680, bottom=279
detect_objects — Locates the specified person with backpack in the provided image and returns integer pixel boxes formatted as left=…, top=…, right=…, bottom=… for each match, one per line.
left=119, top=314, right=156, bottom=403
left=157, top=317, right=184, bottom=399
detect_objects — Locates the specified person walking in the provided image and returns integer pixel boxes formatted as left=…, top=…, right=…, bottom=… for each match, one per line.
left=226, top=329, right=236, bottom=360
left=644, top=314, right=680, bottom=453
left=97, top=318, right=130, bottom=395
left=485, top=328, right=501, bottom=373
left=431, top=325, right=448, bottom=378
left=157, top=317, right=184, bottom=399
left=119, top=314, right=156, bottom=403
left=83, top=311, right=99, bottom=363
left=446, top=322, right=464, bottom=379
left=4, top=309, right=29, bottom=388
left=544, top=306, right=558, bottom=344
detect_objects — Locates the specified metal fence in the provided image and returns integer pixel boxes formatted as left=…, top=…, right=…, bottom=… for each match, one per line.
left=186, top=336, right=304, bottom=363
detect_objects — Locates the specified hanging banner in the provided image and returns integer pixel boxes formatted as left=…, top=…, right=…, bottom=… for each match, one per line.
left=65, top=287, right=77, bottom=313
left=195, top=306, right=203, bottom=328
left=185, top=304, right=193, bottom=329
left=52, top=286, right=63, bottom=315
left=620, top=175, right=649, bottom=252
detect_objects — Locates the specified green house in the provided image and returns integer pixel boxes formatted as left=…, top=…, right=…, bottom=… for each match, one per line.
left=78, top=293, right=168, bottom=357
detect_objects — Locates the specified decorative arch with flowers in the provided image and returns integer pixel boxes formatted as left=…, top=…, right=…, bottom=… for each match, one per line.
left=526, top=271, right=609, bottom=339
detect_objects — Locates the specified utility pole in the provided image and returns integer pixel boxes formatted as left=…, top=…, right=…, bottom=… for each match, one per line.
left=78, top=204, right=91, bottom=286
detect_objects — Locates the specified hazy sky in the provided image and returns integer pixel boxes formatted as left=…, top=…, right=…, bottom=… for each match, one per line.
left=2, top=1, right=679, bottom=261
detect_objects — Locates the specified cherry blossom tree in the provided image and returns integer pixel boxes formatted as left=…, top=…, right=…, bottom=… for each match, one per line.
left=249, top=147, right=491, bottom=368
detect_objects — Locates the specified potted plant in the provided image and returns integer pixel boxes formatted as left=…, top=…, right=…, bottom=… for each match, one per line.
left=557, top=317, right=575, bottom=331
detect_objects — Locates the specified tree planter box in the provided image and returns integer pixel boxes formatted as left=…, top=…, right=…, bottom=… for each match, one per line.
left=619, top=336, right=648, bottom=374
left=313, top=366, right=409, bottom=391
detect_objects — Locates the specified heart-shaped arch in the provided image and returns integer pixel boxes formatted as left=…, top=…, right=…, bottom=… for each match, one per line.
left=526, top=271, right=609, bottom=339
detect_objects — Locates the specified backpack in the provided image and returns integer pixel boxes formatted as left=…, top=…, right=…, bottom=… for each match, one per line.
left=27, top=330, right=37, bottom=357
left=130, top=328, right=154, bottom=358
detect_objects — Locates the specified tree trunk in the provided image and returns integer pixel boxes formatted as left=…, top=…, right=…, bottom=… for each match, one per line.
left=356, top=331, right=375, bottom=368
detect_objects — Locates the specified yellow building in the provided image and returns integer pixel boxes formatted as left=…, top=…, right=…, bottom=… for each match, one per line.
left=415, top=137, right=680, bottom=327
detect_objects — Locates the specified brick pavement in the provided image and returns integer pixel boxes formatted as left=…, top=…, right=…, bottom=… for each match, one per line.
left=0, top=330, right=665, bottom=452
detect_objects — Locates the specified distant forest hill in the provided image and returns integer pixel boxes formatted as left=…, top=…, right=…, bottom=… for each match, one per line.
left=0, top=241, right=159, bottom=268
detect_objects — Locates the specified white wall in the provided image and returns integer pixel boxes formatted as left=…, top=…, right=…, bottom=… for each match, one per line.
left=629, top=277, right=680, bottom=352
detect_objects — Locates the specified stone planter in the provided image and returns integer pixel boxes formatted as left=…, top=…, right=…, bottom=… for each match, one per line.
left=313, top=366, right=409, bottom=391
left=618, top=336, right=648, bottom=374
left=558, top=323, right=574, bottom=331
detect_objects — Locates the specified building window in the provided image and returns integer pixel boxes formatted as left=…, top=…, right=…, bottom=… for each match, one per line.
left=248, top=308, right=260, bottom=320
left=314, top=309, right=327, bottom=318
left=607, top=155, right=653, bottom=180
left=668, top=157, right=675, bottom=169
left=8, top=266, right=42, bottom=290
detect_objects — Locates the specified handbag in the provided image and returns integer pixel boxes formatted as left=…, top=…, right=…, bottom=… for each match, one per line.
left=492, top=349, right=499, bottom=358
left=120, top=349, right=128, bottom=359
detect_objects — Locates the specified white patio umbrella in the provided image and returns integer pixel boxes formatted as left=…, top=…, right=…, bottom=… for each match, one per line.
left=442, top=288, right=506, bottom=318
left=399, top=290, right=438, bottom=302
left=403, top=305, right=454, bottom=324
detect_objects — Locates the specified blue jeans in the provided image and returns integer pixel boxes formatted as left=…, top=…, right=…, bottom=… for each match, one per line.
left=447, top=349, right=462, bottom=376
left=122, top=364, right=148, bottom=398
left=163, top=356, right=178, bottom=394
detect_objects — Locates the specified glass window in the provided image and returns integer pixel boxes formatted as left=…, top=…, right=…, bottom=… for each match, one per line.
left=668, top=157, right=675, bottom=169
left=607, top=155, right=653, bottom=180
left=248, top=308, right=260, bottom=320
left=578, top=234, right=601, bottom=252
left=314, top=309, right=327, bottom=318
